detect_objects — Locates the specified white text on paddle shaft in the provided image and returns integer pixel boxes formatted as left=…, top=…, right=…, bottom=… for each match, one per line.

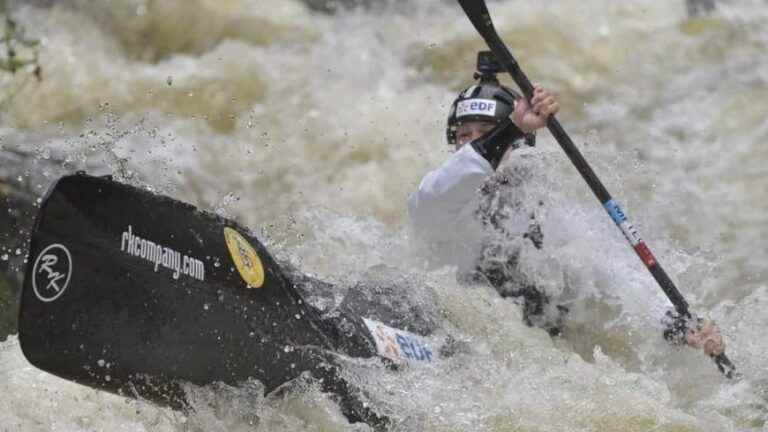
left=120, top=225, right=205, bottom=281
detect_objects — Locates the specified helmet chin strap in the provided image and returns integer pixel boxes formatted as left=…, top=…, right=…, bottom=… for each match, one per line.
left=469, top=119, right=527, bottom=170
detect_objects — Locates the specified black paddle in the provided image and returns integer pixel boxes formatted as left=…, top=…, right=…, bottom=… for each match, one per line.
left=456, top=0, right=736, bottom=378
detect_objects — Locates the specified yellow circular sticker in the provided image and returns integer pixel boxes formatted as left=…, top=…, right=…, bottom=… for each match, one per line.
left=223, top=227, right=265, bottom=288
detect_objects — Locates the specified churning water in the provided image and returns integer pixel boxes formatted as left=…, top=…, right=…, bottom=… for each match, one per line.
left=1, top=0, right=767, bottom=430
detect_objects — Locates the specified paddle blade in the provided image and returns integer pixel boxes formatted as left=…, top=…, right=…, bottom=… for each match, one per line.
left=456, top=0, right=494, bottom=34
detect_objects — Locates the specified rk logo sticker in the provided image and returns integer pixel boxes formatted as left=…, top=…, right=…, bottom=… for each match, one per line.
left=32, top=244, right=73, bottom=302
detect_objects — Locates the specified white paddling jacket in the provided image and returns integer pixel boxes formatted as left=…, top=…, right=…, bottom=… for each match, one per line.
left=407, top=144, right=494, bottom=274
left=409, top=143, right=568, bottom=335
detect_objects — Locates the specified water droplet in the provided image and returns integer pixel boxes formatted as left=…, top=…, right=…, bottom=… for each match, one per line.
left=203, top=304, right=210, bottom=310
left=104, top=375, right=111, bottom=382
left=1, top=254, right=8, bottom=261
left=97, top=359, right=105, bottom=367
left=14, top=249, right=21, bottom=255
left=294, top=314, right=301, bottom=320
left=213, top=261, right=220, bottom=268
left=283, top=345, right=294, bottom=353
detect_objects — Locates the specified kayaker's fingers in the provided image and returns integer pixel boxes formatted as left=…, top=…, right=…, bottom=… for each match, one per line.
left=685, top=319, right=725, bottom=356
left=547, top=101, right=560, bottom=116
left=536, top=96, right=557, bottom=116
left=704, top=336, right=726, bottom=357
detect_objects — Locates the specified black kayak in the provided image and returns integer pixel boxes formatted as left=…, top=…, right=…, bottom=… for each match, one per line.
left=18, top=173, right=442, bottom=429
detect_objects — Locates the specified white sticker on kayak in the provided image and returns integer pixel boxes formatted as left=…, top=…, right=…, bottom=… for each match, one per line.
left=362, top=318, right=435, bottom=364
left=456, top=98, right=496, bottom=118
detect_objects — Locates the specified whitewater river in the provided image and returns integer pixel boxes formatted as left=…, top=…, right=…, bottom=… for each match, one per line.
left=1, top=0, right=767, bottom=430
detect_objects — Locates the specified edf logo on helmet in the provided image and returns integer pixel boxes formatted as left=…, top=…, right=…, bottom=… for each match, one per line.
left=456, top=98, right=497, bottom=118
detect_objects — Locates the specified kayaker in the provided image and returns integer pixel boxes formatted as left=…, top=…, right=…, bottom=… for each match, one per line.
left=408, top=50, right=562, bottom=333
left=407, top=51, right=726, bottom=358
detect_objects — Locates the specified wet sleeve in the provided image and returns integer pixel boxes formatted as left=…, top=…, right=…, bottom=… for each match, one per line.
left=407, top=144, right=493, bottom=239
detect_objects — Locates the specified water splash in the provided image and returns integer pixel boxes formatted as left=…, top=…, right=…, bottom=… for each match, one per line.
left=2, top=0, right=767, bottom=430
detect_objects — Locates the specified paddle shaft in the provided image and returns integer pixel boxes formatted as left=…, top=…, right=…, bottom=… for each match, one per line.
left=457, top=0, right=736, bottom=378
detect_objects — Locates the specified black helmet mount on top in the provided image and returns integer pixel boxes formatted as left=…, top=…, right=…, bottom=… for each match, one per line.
left=446, top=51, right=534, bottom=148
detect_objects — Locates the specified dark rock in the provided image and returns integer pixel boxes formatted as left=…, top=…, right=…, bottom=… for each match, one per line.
left=0, top=148, right=66, bottom=340
left=302, top=0, right=416, bottom=14
left=303, top=0, right=372, bottom=13
left=686, top=0, right=716, bottom=17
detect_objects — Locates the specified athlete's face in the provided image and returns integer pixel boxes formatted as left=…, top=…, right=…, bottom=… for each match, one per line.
left=455, top=120, right=496, bottom=149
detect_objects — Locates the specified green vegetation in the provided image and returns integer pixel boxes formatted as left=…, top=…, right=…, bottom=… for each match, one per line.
left=0, top=0, right=42, bottom=110
left=1, top=1, right=41, bottom=77
left=0, top=272, right=17, bottom=340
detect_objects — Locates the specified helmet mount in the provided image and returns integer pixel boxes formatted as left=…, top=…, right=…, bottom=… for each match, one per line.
left=473, top=50, right=504, bottom=82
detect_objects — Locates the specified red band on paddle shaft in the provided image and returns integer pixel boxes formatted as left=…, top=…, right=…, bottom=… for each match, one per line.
left=634, top=242, right=657, bottom=267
